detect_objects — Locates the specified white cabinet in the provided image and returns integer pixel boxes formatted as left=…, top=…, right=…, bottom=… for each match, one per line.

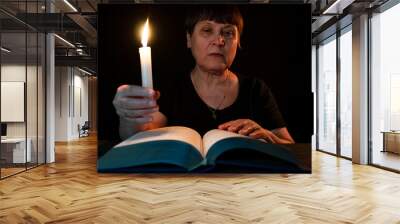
left=1, top=138, right=32, bottom=163
left=382, top=131, right=400, bottom=154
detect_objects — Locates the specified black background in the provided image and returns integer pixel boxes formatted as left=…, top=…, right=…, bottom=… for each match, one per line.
left=98, top=4, right=313, bottom=150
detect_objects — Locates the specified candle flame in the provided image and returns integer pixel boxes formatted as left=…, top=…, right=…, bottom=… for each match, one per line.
left=141, top=19, right=150, bottom=47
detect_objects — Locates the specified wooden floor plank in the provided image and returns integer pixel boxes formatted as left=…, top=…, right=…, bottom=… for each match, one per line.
left=0, top=135, right=400, bottom=223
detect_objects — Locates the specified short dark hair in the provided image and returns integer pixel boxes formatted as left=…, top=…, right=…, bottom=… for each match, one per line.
left=185, top=6, right=244, bottom=36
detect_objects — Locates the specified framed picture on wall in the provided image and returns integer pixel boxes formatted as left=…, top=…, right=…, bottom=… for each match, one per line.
left=97, top=3, right=312, bottom=173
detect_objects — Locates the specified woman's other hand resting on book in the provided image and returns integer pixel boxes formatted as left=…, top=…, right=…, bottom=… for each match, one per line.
left=218, top=119, right=294, bottom=144
left=113, top=85, right=167, bottom=140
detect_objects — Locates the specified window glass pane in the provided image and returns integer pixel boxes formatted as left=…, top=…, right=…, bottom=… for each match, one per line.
left=340, top=29, right=352, bottom=158
left=1, top=30, right=27, bottom=177
left=318, top=36, right=337, bottom=154
left=371, top=3, right=400, bottom=171
left=1, top=1, right=46, bottom=179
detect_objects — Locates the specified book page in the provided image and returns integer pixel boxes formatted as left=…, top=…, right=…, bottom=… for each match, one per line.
left=115, top=126, right=204, bottom=155
left=203, top=129, right=251, bottom=155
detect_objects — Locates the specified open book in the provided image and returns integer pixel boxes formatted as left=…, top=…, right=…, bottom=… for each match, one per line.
left=97, top=126, right=304, bottom=173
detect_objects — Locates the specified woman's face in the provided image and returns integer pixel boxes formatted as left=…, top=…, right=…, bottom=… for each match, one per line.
left=187, top=20, right=239, bottom=74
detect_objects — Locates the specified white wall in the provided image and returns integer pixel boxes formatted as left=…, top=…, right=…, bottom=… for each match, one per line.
left=55, top=67, right=89, bottom=141
left=55, top=67, right=70, bottom=141
left=74, top=69, right=89, bottom=139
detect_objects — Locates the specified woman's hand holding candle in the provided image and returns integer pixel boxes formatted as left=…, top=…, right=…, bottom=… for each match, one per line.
left=113, top=18, right=162, bottom=139
left=113, top=85, right=160, bottom=124
left=113, top=84, right=163, bottom=139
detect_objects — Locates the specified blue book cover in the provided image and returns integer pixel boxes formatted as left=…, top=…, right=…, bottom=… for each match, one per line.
left=97, top=126, right=305, bottom=173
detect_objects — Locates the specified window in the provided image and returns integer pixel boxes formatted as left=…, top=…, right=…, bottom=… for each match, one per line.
left=317, top=35, right=337, bottom=154
left=370, top=2, right=400, bottom=171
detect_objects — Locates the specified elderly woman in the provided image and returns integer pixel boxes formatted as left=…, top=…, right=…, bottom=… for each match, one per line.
left=113, top=6, right=294, bottom=144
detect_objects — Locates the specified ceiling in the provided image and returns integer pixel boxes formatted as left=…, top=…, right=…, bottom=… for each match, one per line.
left=0, top=0, right=390, bottom=74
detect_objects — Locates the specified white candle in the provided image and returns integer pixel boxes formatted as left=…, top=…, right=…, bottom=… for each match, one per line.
left=139, top=19, right=153, bottom=88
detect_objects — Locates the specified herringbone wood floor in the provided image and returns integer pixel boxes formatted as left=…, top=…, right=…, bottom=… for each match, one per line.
left=1, top=135, right=400, bottom=224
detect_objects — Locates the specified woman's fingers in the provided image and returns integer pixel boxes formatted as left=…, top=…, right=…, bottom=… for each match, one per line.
left=118, top=97, right=157, bottom=110
left=116, top=84, right=155, bottom=98
left=120, top=115, right=153, bottom=124
left=113, top=84, right=161, bottom=125
left=227, top=122, right=246, bottom=132
left=118, top=106, right=159, bottom=118
left=220, top=119, right=279, bottom=143
left=266, top=135, right=276, bottom=143
left=238, top=125, right=261, bottom=136
left=249, top=129, right=276, bottom=143
left=249, top=129, right=263, bottom=139
left=219, top=119, right=258, bottom=135
left=116, top=108, right=156, bottom=124
left=219, top=119, right=248, bottom=132
left=114, top=85, right=156, bottom=105
left=218, top=120, right=234, bottom=130
left=114, top=85, right=157, bottom=108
